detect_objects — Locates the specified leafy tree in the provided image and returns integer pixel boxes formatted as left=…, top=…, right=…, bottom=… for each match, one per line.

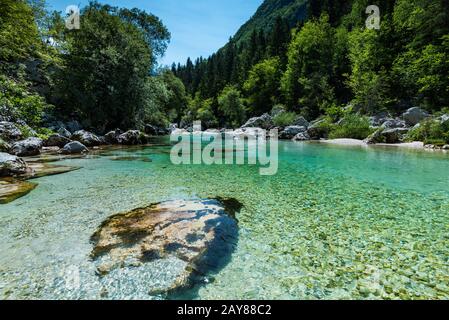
left=56, top=3, right=170, bottom=131
left=281, top=15, right=336, bottom=119
left=0, top=0, right=42, bottom=61
left=218, top=86, right=246, bottom=128
left=243, top=57, right=281, bottom=116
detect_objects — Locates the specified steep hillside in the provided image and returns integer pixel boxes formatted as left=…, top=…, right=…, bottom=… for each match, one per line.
left=233, top=0, right=308, bottom=43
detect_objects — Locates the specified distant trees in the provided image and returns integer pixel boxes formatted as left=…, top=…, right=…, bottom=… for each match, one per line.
left=244, top=57, right=281, bottom=116
left=174, top=0, right=449, bottom=127
left=281, top=15, right=336, bottom=119
left=218, top=86, right=246, bottom=128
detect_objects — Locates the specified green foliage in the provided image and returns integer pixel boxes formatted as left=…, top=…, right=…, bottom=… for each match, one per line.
left=182, top=94, right=218, bottom=129
left=0, top=75, right=52, bottom=127
left=243, top=57, right=281, bottom=116
left=406, top=119, right=449, bottom=144
left=329, top=114, right=374, bottom=140
left=35, top=127, right=54, bottom=140
left=57, top=3, right=170, bottom=131
left=218, top=86, right=246, bottom=128
left=273, top=112, right=297, bottom=127
left=0, top=0, right=42, bottom=61
left=281, top=15, right=337, bottom=119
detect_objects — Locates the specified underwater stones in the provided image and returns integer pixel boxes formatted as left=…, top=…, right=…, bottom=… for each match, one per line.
left=72, top=130, right=102, bottom=147
left=44, top=134, right=71, bottom=148
left=0, top=178, right=37, bottom=204
left=90, top=199, right=238, bottom=294
left=11, top=137, right=43, bottom=157
left=23, top=163, right=80, bottom=179
left=0, top=152, right=28, bottom=177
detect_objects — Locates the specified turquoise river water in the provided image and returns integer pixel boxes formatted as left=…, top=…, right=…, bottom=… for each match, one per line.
left=0, top=138, right=448, bottom=299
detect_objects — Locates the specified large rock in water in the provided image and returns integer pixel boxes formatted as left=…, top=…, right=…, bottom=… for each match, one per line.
left=0, top=121, right=22, bottom=141
left=90, top=199, right=239, bottom=297
left=0, top=152, right=28, bottom=177
left=117, top=130, right=149, bottom=145
left=241, top=113, right=273, bottom=130
left=402, top=107, right=430, bottom=126
left=11, top=137, right=43, bottom=156
left=103, top=129, right=123, bottom=144
left=72, top=130, right=102, bottom=147
left=280, top=126, right=307, bottom=139
left=62, top=141, right=89, bottom=154
left=44, top=134, right=71, bottom=148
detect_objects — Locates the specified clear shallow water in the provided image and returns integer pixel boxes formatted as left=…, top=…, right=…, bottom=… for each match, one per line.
left=0, top=140, right=448, bottom=299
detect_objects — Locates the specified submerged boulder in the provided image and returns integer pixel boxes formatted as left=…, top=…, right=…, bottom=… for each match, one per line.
left=0, top=121, right=22, bottom=141
left=44, top=134, right=71, bottom=148
left=242, top=113, right=273, bottom=130
left=72, top=130, right=102, bottom=147
left=11, top=137, right=43, bottom=156
left=0, top=178, right=37, bottom=204
left=90, top=199, right=239, bottom=296
left=62, top=141, right=89, bottom=154
left=402, top=107, right=430, bottom=126
left=0, top=152, right=28, bottom=177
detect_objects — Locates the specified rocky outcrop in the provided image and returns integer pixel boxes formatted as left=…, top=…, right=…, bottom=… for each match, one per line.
left=241, top=113, right=273, bottom=130
left=0, top=152, right=28, bottom=177
left=0, top=138, right=11, bottom=153
left=369, top=112, right=391, bottom=127
left=292, top=116, right=309, bottom=128
left=364, top=128, right=410, bottom=144
left=117, top=130, right=147, bottom=145
left=103, top=129, right=123, bottom=144
left=66, top=120, right=82, bottom=133
left=90, top=199, right=238, bottom=295
left=44, top=134, right=71, bottom=148
left=402, top=107, right=430, bottom=126
left=307, top=119, right=328, bottom=140
left=11, top=137, right=43, bottom=156
left=280, top=126, right=307, bottom=140
left=144, top=124, right=168, bottom=136
left=62, top=141, right=89, bottom=154
left=381, top=118, right=407, bottom=129
left=72, top=130, right=102, bottom=147
left=0, top=122, right=22, bottom=141
left=57, top=127, right=72, bottom=139
left=293, top=131, right=311, bottom=141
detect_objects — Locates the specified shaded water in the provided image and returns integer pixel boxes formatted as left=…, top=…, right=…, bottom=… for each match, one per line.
left=0, top=139, right=448, bottom=299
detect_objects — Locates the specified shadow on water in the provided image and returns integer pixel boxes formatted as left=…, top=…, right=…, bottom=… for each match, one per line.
left=165, top=198, right=242, bottom=300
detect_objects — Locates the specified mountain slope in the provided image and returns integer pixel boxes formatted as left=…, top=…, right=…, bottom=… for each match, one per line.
left=232, top=0, right=308, bottom=43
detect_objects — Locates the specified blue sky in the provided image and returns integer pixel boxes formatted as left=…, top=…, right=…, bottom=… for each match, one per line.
left=45, top=0, right=263, bottom=66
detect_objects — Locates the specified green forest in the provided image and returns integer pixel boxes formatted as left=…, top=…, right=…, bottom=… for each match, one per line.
left=1, top=0, right=449, bottom=145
